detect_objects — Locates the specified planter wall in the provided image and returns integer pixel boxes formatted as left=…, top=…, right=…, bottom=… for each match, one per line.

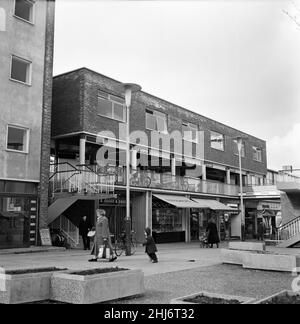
left=243, top=253, right=300, bottom=273
left=51, top=269, right=145, bottom=304
left=253, top=290, right=300, bottom=304
left=0, top=269, right=65, bottom=304
left=221, top=249, right=248, bottom=265
left=228, top=242, right=265, bottom=252
left=170, top=291, right=255, bottom=304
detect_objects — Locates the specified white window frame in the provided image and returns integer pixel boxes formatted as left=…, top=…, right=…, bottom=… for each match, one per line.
left=10, top=54, right=32, bottom=86
left=97, top=91, right=126, bottom=123
left=6, top=124, right=30, bottom=154
left=253, top=146, right=262, bottom=162
left=182, top=122, right=198, bottom=143
left=210, top=131, right=225, bottom=151
left=13, top=0, right=35, bottom=25
left=233, top=139, right=245, bottom=157
left=146, top=110, right=168, bottom=134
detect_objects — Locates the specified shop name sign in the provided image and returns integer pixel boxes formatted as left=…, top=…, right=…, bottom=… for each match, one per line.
left=39, top=229, right=52, bottom=246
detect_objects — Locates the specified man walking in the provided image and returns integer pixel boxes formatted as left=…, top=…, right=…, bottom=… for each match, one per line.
left=79, top=215, right=92, bottom=250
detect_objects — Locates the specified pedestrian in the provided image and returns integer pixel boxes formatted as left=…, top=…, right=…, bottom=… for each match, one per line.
left=257, top=220, right=265, bottom=241
left=206, top=217, right=220, bottom=248
left=79, top=215, right=92, bottom=250
left=89, top=209, right=117, bottom=262
left=143, top=227, right=158, bottom=263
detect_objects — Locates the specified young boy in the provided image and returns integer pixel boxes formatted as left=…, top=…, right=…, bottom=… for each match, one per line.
left=143, top=227, right=158, bottom=263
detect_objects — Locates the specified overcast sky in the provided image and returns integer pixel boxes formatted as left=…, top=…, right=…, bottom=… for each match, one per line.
left=53, top=0, right=300, bottom=172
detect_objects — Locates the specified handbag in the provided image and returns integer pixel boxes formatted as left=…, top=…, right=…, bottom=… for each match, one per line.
left=87, top=230, right=95, bottom=238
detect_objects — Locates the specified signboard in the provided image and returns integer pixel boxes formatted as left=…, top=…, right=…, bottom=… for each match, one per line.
left=282, top=165, right=293, bottom=172
left=39, top=229, right=52, bottom=246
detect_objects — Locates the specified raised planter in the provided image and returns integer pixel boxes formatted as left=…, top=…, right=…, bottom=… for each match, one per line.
left=221, top=248, right=248, bottom=265
left=253, top=290, right=300, bottom=304
left=50, top=268, right=145, bottom=304
left=243, top=253, right=300, bottom=272
left=170, top=291, right=255, bottom=304
left=228, top=241, right=266, bottom=252
left=0, top=267, right=66, bottom=304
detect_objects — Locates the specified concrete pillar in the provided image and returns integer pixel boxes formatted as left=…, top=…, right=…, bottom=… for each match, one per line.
left=79, top=135, right=86, bottom=165
left=202, top=164, right=207, bottom=181
left=131, top=149, right=137, bottom=170
left=145, top=191, right=152, bottom=230
left=226, top=169, right=231, bottom=185
left=171, top=158, right=176, bottom=176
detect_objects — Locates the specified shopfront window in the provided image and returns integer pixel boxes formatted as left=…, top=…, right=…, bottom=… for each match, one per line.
left=0, top=197, right=30, bottom=249
left=152, top=208, right=182, bottom=233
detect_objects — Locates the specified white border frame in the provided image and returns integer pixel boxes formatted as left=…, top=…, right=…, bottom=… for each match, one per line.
left=10, top=54, right=32, bottom=86
left=13, top=0, right=35, bottom=25
left=6, top=124, right=30, bottom=154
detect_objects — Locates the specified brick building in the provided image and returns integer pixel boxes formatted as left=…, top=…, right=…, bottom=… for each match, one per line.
left=0, top=0, right=55, bottom=249
left=49, top=68, right=271, bottom=244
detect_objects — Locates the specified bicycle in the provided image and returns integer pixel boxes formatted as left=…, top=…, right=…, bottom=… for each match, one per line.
left=112, top=231, right=137, bottom=256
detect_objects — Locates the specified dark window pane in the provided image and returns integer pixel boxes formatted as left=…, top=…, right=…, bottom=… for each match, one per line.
left=7, top=127, right=26, bottom=151
left=11, top=57, right=29, bottom=83
left=5, top=181, right=37, bottom=194
left=98, top=98, right=113, bottom=118
left=113, top=103, right=125, bottom=121
left=14, top=0, right=33, bottom=22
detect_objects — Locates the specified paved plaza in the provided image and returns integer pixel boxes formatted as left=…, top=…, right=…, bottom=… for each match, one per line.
left=1, top=242, right=299, bottom=303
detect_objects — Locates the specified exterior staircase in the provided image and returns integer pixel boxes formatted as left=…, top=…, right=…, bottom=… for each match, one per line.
left=277, top=216, right=300, bottom=248
left=47, top=163, right=116, bottom=226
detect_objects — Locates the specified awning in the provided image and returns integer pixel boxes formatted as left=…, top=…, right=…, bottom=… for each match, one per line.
left=153, top=194, right=202, bottom=208
left=191, top=198, right=239, bottom=212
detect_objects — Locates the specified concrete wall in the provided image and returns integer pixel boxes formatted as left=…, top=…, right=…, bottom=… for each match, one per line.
left=281, top=193, right=300, bottom=225
left=0, top=0, right=48, bottom=182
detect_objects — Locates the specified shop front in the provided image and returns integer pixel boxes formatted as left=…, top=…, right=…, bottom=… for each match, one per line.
left=152, top=194, right=200, bottom=243
left=190, top=199, right=239, bottom=241
left=0, top=180, right=38, bottom=249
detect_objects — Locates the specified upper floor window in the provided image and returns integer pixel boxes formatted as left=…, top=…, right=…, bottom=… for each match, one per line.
left=233, top=139, right=245, bottom=157
left=146, top=110, right=168, bottom=134
left=98, top=91, right=126, bottom=122
left=10, top=55, right=32, bottom=85
left=253, top=146, right=262, bottom=162
left=14, top=0, right=34, bottom=23
left=182, top=122, right=198, bottom=143
left=6, top=125, right=29, bottom=153
left=210, top=131, right=225, bottom=151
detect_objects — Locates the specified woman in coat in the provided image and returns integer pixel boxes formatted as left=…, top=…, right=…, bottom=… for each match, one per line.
left=89, top=209, right=117, bottom=262
left=206, top=217, right=220, bottom=248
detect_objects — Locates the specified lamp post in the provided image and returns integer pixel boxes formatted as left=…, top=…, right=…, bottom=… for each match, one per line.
left=121, top=83, right=142, bottom=256
left=236, top=136, right=246, bottom=241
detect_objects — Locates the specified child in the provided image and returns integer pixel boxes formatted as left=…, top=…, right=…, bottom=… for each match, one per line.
left=143, top=227, right=158, bottom=263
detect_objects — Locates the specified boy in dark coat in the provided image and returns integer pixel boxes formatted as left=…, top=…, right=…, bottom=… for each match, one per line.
left=143, top=227, right=158, bottom=263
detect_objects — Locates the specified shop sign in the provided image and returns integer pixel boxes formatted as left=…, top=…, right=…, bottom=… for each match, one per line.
left=39, top=229, right=52, bottom=246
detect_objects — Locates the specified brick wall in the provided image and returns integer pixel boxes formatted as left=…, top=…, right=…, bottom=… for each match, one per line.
left=52, top=68, right=267, bottom=176
left=39, top=0, right=55, bottom=229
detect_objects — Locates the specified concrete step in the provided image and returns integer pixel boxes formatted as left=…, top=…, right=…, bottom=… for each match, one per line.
left=0, top=246, right=66, bottom=255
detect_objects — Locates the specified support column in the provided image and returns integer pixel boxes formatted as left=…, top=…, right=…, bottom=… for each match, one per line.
left=202, top=164, right=207, bottom=181
left=79, top=135, right=86, bottom=165
left=145, top=191, right=152, bottom=230
left=171, top=158, right=176, bottom=176
left=226, top=168, right=231, bottom=185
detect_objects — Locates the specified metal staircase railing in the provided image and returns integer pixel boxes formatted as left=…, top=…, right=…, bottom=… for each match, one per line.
left=49, top=163, right=115, bottom=198
left=277, top=215, right=300, bottom=243
left=50, top=214, right=79, bottom=248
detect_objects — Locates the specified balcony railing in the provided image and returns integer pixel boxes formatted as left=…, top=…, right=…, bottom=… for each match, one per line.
left=50, top=164, right=240, bottom=197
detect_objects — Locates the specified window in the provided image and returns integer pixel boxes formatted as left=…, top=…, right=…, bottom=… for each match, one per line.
left=10, top=55, right=31, bottom=84
left=7, top=125, right=29, bottom=153
left=146, top=110, right=168, bottom=134
left=253, top=146, right=262, bottom=162
left=234, top=140, right=245, bottom=157
left=210, top=131, right=225, bottom=151
left=98, top=91, right=126, bottom=122
left=14, top=0, right=34, bottom=23
left=182, top=122, right=198, bottom=143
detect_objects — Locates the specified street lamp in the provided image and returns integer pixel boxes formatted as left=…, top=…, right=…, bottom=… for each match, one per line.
left=121, top=83, right=142, bottom=256
left=235, top=136, right=247, bottom=241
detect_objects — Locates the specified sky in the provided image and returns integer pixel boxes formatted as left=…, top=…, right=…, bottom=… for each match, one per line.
left=53, top=0, right=300, bottom=172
